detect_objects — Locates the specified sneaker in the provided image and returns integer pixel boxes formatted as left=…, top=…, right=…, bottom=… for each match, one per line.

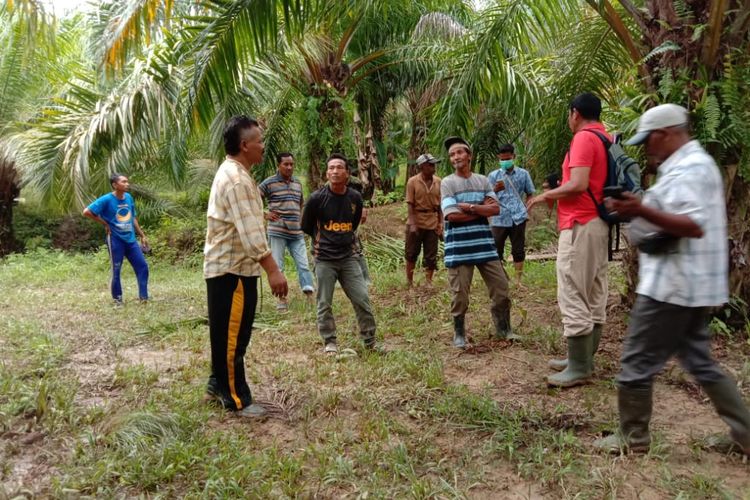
left=235, top=404, right=268, bottom=419
left=324, top=342, right=338, bottom=355
left=113, top=299, right=124, bottom=307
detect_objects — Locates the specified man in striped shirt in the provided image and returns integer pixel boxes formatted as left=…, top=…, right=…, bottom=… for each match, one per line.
left=441, top=137, right=515, bottom=348
left=203, top=115, right=288, bottom=419
left=259, top=152, right=315, bottom=311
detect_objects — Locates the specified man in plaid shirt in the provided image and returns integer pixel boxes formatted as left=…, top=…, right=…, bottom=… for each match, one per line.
left=203, top=115, right=288, bottom=419
left=595, top=104, right=750, bottom=456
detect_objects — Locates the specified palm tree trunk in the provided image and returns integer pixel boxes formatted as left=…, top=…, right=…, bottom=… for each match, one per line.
left=353, top=109, right=379, bottom=201
left=0, top=159, right=20, bottom=256
left=407, top=116, right=426, bottom=181
left=726, top=166, right=750, bottom=316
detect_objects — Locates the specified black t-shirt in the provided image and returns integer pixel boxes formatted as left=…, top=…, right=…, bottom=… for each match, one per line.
left=301, top=186, right=363, bottom=261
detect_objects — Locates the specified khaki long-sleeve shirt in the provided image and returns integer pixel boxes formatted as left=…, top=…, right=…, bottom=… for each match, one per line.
left=203, top=158, right=271, bottom=279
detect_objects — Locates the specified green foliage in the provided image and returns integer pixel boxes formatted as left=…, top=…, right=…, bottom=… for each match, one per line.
left=710, top=296, right=750, bottom=339
left=149, top=215, right=206, bottom=267
left=13, top=203, right=102, bottom=252
left=370, top=188, right=404, bottom=206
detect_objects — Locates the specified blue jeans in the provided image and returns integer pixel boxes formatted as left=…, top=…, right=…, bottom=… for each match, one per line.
left=268, top=234, right=314, bottom=292
left=107, top=235, right=149, bottom=301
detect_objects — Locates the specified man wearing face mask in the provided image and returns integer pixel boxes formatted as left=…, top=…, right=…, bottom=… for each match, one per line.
left=488, top=143, right=535, bottom=283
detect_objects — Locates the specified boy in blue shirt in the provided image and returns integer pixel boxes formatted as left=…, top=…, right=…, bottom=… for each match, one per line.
left=487, top=143, right=535, bottom=283
left=83, top=173, right=149, bottom=304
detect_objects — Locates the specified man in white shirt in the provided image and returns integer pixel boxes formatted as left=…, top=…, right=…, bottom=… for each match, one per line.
left=594, top=104, right=750, bottom=456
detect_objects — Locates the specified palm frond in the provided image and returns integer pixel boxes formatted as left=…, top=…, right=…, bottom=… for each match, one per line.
left=93, top=0, right=179, bottom=72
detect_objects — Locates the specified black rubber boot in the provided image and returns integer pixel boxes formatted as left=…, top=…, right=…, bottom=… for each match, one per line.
left=491, top=308, right=520, bottom=340
left=549, top=323, right=602, bottom=372
left=453, top=315, right=466, bottom=349
left=594, top=384, right=653, bottom=453
left=702, top=378, right=750, bottom=455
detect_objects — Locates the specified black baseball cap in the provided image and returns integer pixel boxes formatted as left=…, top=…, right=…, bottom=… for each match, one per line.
left=444, top=136, right=471, bottom=153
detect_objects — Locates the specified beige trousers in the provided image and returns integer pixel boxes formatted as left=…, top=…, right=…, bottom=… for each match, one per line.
left=556, top=217, right=609, bottom=337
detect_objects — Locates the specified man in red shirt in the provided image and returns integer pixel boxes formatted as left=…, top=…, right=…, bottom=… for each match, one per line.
left=527, top=93, right=610, bottom=388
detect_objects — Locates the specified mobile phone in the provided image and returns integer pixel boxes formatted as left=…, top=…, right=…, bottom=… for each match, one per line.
left=603, top=186, right=624, bottom=199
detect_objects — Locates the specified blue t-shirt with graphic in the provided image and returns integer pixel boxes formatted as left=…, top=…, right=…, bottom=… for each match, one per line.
left=87, top=193, right=137, bottom=243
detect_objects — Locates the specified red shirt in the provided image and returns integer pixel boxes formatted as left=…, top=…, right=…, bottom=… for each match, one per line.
left=557, top=123, right=610, bottom=230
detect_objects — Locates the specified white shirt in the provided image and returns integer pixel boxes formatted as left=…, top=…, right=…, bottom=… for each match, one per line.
left=636, top=140, right=728, bottom=307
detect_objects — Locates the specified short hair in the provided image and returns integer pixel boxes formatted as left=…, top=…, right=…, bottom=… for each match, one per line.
left=498, top=143, right=514, bottom=155
left=110, top=173, right=126, bottom=187
left=277, top=152, right=294, bottom=164
left=569, top=93, right=602, bottom=121
left=223, top=115, right=259, bottom=155
left=326, top=152, right=350, bottom=170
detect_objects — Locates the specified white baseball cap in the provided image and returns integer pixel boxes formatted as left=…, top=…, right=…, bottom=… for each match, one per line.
left=625, top=104, right=689, bottom=146
left=416, top=153, right=441, bottom=166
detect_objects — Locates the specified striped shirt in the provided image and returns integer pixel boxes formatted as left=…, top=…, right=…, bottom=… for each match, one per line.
left=258, top=173, right=304, bottom=239
left=203, top=158, right=272, bottom=279
left=636, top=140, right=728, bottom=307
left=441, top=173, right=500, bottom=268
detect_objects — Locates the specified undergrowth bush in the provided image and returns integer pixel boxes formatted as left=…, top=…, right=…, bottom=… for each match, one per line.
left=150, top=215, right=206, bottom=267
left=13, top=204, right=101, bottom=252
left=370, top=189, right=404, bottom=206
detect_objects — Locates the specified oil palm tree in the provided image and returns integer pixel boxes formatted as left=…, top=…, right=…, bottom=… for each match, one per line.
left=0, top=1, right=56, bottom=255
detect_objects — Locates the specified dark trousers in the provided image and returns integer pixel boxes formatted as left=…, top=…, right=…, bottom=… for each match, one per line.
left=206, top=274, right=258, bottom=411
left=618, top=295, right=727, bottom=387
left=405, top=227, right=439, bottom=270
left=491, top=222, right=527, bottom=262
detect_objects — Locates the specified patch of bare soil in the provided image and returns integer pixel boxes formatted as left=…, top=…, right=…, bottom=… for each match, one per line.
left=0, top=433, right=59, bottom=498
left=362, top=203, right=405, bottom=239
left=2, top=330, right=194, bottom=497
left=433, top=279, right=750, bottom=496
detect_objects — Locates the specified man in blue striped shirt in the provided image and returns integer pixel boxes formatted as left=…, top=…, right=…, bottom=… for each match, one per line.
left=441, top=137, right=516, bottom=348
left=259, top=152, right=315, bottom=311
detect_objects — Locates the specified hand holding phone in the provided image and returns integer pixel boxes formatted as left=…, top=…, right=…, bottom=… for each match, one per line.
left=603, top=186, right=624, bottom=200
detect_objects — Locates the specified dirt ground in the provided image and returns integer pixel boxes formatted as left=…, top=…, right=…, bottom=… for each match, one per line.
left=2, top=206, right=750, bottom=498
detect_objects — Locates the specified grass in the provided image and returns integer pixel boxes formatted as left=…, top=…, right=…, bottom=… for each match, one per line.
left=1, top=247, right=749, bottom=498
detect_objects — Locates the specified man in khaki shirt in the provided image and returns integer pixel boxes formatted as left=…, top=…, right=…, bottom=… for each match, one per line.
left=203, top=115, right=287, bottom=419
left=405, top=154, right=443, bottom=287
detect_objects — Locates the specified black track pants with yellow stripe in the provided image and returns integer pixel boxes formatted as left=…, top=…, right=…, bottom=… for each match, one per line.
left=206, top=274, right=258, bottom=411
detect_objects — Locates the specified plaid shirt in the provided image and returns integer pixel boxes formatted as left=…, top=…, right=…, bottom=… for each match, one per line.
left=487, top=166, right=535, bottom=227
left=636, top=141, right=728, bottom=307
left=203, top=158, right=271, bottom=279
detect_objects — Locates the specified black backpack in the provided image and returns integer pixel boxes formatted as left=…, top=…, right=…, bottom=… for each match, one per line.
left=580, top=129, right=643, bottom=260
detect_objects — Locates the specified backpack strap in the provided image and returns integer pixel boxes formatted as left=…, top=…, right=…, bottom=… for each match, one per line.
left=580, top=128, right=612, bottom=148
left=575, top=129, right=611, bottom=211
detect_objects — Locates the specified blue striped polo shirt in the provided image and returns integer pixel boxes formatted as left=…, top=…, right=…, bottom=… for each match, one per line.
left=258, top=173, right=304, bottom=239
left=440, top=173, right=500, bottom=268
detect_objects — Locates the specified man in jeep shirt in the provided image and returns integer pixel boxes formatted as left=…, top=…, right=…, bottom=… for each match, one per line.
left=527, top=92, right=610, bottom=388
left=301, top=153, right=380, bottom=355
